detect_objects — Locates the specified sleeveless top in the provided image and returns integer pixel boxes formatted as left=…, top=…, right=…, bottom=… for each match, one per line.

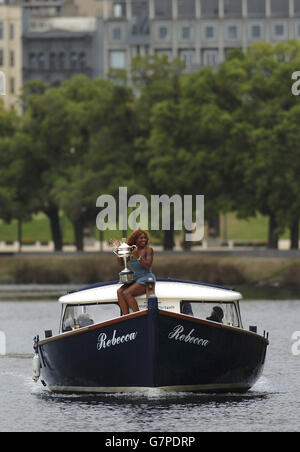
left=130, top=258, right=156, bottom=285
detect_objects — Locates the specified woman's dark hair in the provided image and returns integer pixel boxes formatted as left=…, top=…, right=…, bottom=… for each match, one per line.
left=127, top=230, right=150, bottom=246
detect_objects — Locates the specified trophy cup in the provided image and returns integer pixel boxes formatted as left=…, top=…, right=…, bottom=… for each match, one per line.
left=113, top=239, right=136, bottom=285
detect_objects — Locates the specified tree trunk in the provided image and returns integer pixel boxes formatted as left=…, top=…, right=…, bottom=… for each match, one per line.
left=182, top=227, right=192, bottom=251
left=268, top=214, right=279, bottom=249
left=163, top=229, right=174, bottom=251
left=74, top=219, right=84, bottom=252
left=17, top=219, right=22, bottom=253
left=290, top=219, right=299, bottom=250
left=45, top=205, right=62, bottom=251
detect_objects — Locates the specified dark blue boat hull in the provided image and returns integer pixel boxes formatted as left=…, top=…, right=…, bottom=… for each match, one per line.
left=38, top=307, right=268, bottom=393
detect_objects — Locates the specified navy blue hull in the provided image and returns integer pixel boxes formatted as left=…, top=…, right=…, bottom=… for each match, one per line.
left=38, top=308, right=268, bottom=393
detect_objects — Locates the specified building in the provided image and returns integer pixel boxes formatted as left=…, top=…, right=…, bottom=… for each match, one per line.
left=0, top=1, right=23, bottom=110
left=5, top=0, right=113, bottom=18
left=23, top=17, right=104, bottom=86
left=62, top=0, right=113, bottom=18
left=5, top=0, right=64, bottom=17
left=4, top=0, right=300, bottom=109
left=102, top=0, right=300, bottom=74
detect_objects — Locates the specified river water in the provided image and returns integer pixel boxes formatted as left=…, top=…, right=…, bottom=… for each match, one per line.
left=0, top=294, right=300, bottom=432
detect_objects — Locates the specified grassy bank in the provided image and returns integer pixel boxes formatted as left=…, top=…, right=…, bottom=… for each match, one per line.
left=0, top=254, right=299, bottom=295
left=0, top=212, right=295, bottom=243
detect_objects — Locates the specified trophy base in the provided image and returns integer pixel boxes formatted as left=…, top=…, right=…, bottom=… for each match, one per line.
left=119, top=270, right=135, bottom=285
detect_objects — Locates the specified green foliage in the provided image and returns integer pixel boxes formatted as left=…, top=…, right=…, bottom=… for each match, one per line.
left=1, top=42, right=300, bottom=250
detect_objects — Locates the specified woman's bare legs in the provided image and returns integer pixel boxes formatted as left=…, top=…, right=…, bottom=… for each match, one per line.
left=117, top=286, right=130, bottom=315
left=123, top=283, right=146, bottom=313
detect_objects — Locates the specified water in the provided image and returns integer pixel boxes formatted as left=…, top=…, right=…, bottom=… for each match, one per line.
left=1, top=296, right=300, bottom=432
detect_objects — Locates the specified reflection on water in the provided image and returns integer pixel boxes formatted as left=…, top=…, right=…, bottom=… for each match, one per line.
left=27, top=379, right=273, bottom=433
left=1, top=298, right=300, bottom=432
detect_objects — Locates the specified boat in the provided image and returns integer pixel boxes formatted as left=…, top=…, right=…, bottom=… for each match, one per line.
left=32, top=278, right=269, bottom=394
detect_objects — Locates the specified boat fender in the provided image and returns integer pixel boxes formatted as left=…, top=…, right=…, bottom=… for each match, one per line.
left=32, top=335, right=41, bottom=383
left=32, top=353, right=41, bottom=383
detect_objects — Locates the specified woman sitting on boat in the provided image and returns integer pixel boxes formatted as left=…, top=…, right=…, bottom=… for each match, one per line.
left=113, top=230, right=156, bottom=316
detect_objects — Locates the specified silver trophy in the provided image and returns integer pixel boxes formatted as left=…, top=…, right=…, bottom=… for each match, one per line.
left=113, top=239, right=136, bottom=285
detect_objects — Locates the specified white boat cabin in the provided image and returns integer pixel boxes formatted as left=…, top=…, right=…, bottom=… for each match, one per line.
left=58, top=279, right=243, bottom=334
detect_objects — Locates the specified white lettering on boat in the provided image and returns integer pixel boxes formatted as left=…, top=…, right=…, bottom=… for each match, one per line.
left=97, top=330, right=138, bottom=351
left=168, top=325, right=210, bottom=347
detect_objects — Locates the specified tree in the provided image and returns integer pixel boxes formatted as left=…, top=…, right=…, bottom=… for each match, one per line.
left=132, top=55, right=186, bottom=249
left=217, top=41, right=300, bottom=248
left=53, top=76, right=138, bottom=250
left=16, top=81, right=73, bottom=250
left=0, top=101, right=21, bottom=225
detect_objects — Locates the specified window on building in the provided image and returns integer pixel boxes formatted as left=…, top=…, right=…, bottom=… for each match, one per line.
left=227, top=25, right=238, bottom=40
left=9, top=23, right=14, bottom=40
left=110, top=50, right=126, bottom=69
left=178, top=0, right=195, bottom=18
left=10, top=77, right=15, bottom=95
left=295, top=0, right=300, bottom=16
left=10, top=51, right=14, bottom=67
left=79, top=52, right=87, bottom=69
left=181, top=26, right=191, bottom=41
left=224, top=0, right=242, bottom=17
left=58, top=52, right=65, bottom=69
left=29, top=53, right=36, bottom=68
left=247, top=0, right=266, bottom=17
left=273, top=23, right=285, bottom=38
left=112, top=27, right=122, bottom=41
left=271, top=0, right=289, bottom=17
left=204, top=25, right=215, bottom=40
left=250, top=24, right=262, bottom=39
left=0, top=22, right=3, bottom=40
left=38, top=53, right=45, bottom=69
left=132, top=1, right=149, bottom=18
left=201, top=0, right=219, bottom=18
left=70, top=52, right=78, bottom=69
left=49, top=53, right=56, bottom=68
left=202, top=49, right=219, bottom=67
left=154, top=0, right=172, bottom=18
left=113, top=1, right=126, bottom=18
left=159, top=26, right=169, bottom=39
left=179, top=50, right=195, bottom=69
left=0, top=49, right=3, bottom=66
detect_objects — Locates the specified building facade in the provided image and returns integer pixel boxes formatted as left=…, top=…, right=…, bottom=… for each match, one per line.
left=3, top=0, right=300, bottom=110
left=102, top=0, right=300, bottom=74
left=5, top=0, right=113, bottom=18
left=23, top=17, right=104, bottom=86
left=0, top=2, right=23, bottom=110
left=62, top=0, right=113, bottom=18
left=4, top=0, right=64, bottom=17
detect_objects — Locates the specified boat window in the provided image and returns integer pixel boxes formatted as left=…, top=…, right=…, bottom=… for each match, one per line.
left=62, top=303, right=121, bottom=332
left=180, top=301, right=240, bottom=327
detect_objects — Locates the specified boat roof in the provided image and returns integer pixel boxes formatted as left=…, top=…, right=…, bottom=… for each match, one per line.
left=59, top=278, right=242, bottom=305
